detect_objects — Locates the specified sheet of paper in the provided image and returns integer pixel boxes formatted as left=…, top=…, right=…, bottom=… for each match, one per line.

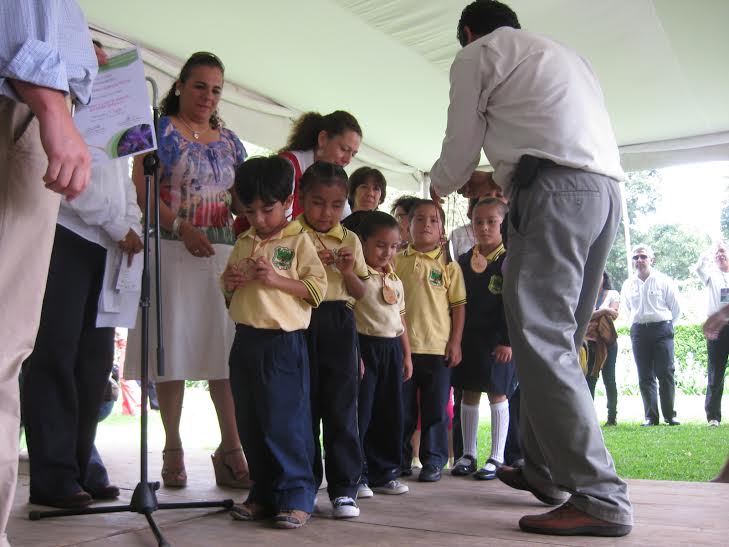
left=116, top=252, right=144, bottom=293
left=75, top=47, right=157, bottom=166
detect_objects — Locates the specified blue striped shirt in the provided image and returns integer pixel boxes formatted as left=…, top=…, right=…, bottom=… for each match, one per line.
left=0, top=0, right=97, bottom=104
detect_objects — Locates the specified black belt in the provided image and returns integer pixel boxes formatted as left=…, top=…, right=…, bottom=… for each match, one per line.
left=510, top=155, right=560, bottom=230
left=633, top=320, right=671, bottom=327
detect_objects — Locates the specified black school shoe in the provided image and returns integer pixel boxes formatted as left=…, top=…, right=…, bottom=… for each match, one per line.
left=474, top=458, right=502, bottom=481
left=451, top=455, right=477, bottom=476
left=418, top=464, right=442, bottom=482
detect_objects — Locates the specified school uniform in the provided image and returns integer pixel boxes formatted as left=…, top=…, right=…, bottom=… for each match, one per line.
left=354, top=265, right=406, bottom=486
left=223, top=220, right=327, bottom=513
left=299, top=217, right=369, bottom=500
left=452, top=244, right=516, bottom=396
left=395, top=245, right=466, bottom=471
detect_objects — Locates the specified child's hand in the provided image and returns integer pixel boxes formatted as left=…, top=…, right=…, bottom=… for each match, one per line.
left=402, top=355, right=413, bottom=381
left=444, top=339, right=462, bottom=368
left=222, top=263, right=248, bottom=292
left=253, top=256, right=280, bottom=287
left=492, top=345, right=512, bottom=364
left=317, top=248, right=336, bottom=266
left=336, top=246, right=355, bottom=274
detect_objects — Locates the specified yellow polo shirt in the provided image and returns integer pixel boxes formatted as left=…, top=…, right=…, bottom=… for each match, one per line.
left=353, top=265, right=406, bottom=338
left=394, top=245, right=466, bottom=355
left=298, top=216, right=369, bottom=304
left=222, top=220, right=327, bottom=331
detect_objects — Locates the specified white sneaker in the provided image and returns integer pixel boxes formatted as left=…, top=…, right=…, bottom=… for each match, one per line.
left=332, top=496, right=360, bottom=518
left=357, top=483, right=374, bottom=499
left=411, top=457, right=423, bottom=469
left=709, top=419, right=720, bottom=427
left=371, top=480, right=409, bottom=495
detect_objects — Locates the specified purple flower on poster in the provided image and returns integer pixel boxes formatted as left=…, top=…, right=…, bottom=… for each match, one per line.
left=117, top=124, right=154, bottom=156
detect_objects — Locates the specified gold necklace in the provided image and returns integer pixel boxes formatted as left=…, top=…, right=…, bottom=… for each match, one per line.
left=176, top=116, right=208, bottom=140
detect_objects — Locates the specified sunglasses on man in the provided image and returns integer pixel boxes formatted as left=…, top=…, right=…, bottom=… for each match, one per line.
left=632, top=254, right=649, bottom=261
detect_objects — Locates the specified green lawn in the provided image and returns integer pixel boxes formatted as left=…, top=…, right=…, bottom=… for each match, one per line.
left=475, top=421, right=729, bottom=482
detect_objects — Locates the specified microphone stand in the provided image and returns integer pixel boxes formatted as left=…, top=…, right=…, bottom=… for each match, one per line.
left=29, top=76, right=233, bottom=547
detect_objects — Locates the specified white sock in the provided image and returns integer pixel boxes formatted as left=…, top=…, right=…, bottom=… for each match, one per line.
left=488, top=400, right=509, bottom=468
left=460, top=402, right=480, bottom=459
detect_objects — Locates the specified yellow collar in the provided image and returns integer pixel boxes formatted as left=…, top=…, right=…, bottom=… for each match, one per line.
left=239, top=219, right=304, bottom=241
left=296, top=214, right=346, bottom=242
left=404, top=244, right=443, bottom=261
left=478, top=243, right=506, bottom=263
left=367, top=263, right=398, bottom=280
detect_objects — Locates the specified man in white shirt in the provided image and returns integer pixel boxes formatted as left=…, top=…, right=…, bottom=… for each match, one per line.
left=429, top=0, right=632, bottom=538
left=691, top=242, right=729, bottom=426
left=621, top=245, right=681, bottom=427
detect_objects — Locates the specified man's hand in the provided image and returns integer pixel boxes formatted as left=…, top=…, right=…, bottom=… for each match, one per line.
left=429, top=185, right=443, bottom=204
left=118, top=229, right=143, bottom=266
left=457, top=171, right=496, bottom=199
left=10, top=81, right=92, bottom=200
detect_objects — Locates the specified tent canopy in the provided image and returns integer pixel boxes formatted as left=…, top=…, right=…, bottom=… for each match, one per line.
left=79, top=0, right=729, bottom=190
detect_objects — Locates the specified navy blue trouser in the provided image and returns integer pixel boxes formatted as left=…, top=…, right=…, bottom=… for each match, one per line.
left=706, top=325, right=729, bottom=422
left=402, top=354, right=452, bottom=469
left=630, top=321, right=676, bottom=423
left=358, top=334, right=403, bottom=486
left=22, top=225, right=114, bottom=500
left=229, top=324, right=316, bottom=512
left=307, top=302, right=361, bottom=500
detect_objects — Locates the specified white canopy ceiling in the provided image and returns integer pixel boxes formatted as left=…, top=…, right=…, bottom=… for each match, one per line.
left=79, top=0, right=729, bottom=191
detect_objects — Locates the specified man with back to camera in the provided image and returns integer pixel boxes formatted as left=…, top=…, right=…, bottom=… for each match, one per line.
left=622, top=245, right=681, bottom=427
left=0, top=1, right=96, bottom=544
left=429, top=0, right=633, bottom=537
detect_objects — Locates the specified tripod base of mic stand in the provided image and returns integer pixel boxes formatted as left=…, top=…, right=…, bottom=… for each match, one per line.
left=29, top=481, right=234, bottom=547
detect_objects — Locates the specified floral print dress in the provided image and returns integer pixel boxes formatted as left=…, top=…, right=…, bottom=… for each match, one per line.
left=157, top=116, right=246, bottom=246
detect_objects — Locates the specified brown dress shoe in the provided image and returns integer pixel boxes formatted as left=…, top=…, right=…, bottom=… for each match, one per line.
left=495, top=466, right=565, bottom=506
left=519, top=502, right=632, bottom=537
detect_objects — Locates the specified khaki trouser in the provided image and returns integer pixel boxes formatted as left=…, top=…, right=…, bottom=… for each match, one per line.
left=503, top=166, right=633, bottom=526
left=0, top=96, right=61, bottom=546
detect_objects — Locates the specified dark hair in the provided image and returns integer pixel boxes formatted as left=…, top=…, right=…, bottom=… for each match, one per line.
left=299, top=161, right=349, bottom=197
left=390, top=195, right=420, bottom=216
left=234, top=156, right=294, bottom=205
left=407, top=199, right=446, bottom=228
left=348, top=167, right=387, bottom=208
left=354, top=211, right=400, bottom=240
left=473, top=197, right=509, bottom=218
left=281, top=111, right=362, bottom=152
left=457, top=1, right=521, bottom=47
left=160, top=52, right=226, bottom=129
left=602, top=271, right=612, bottom=291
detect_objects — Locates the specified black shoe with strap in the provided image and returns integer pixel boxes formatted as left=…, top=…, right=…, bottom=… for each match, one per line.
left=450, top=455, right=477, bottom=476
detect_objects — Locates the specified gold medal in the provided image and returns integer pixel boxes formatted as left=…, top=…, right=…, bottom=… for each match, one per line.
left=239, top=258, right=257, bottom=280
left=381, top=275, right=398, bottom=305
left=470, top=246, right=488, bottom=273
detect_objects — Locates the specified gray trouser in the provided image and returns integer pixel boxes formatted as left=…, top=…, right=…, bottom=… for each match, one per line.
left=503, top=166, right=633, bottom=526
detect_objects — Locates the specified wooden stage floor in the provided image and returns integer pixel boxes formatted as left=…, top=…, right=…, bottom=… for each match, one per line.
left=8, top=446, right=728, bottom=546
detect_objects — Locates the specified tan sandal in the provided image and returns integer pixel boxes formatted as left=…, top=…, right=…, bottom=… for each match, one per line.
left=161, top=448, right=187, bottom=488
left=229, top=501, right=273, bottom=521
left=211, top=446, right=253, bottom=489
left=274, top=509, right=310, bottom=529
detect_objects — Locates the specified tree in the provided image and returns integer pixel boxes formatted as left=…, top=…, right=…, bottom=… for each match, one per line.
left=642, top=224, right=709, bottom=283
left=624, top=169, right=661, bottom=226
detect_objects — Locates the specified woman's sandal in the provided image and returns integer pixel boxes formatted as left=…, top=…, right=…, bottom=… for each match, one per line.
left=211, top=446, right=253, bottom=489
left=161, top=448, right=187, bottom=488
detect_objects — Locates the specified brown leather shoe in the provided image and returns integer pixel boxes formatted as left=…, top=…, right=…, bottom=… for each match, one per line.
left=496, top=465, right=565, bottom=506
left=519, top=502, right=632, bottom=537
left=273, top=509, right=310, bottom=529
